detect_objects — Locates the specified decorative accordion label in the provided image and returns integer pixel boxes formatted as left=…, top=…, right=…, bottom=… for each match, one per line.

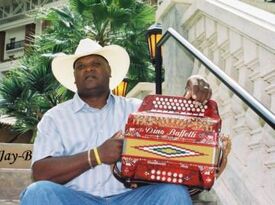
left=121, top=95, right=222, bottom=190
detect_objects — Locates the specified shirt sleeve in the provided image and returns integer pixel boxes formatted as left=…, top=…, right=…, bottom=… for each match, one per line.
left=31, top=112, right=65, bottom=166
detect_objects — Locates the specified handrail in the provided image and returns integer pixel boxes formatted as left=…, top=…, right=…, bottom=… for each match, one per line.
left=155, top=27, right=275, bottom=129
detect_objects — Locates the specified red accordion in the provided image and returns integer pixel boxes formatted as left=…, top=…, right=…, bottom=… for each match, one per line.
left=120, top=95, right=222, bottom=190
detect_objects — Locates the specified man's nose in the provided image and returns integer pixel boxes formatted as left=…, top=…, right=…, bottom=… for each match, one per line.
left=84, top=64, right=95, bottom=72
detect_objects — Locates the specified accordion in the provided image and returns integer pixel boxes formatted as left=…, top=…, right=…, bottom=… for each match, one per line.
left=119, top=95, right=222, bottom=190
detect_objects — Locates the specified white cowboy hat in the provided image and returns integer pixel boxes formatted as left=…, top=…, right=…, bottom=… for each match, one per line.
left=52, top=38, right=130, bottom=92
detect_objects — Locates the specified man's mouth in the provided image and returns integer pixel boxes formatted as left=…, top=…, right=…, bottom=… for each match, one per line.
left=85, top=74, right=96, bottom=80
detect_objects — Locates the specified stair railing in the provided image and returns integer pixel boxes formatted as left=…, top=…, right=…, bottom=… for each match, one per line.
left=155, top=27, right=275, bottom=129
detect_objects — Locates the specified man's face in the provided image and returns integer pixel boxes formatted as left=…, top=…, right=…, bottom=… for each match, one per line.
left=74, top=54, right=111, bottom=96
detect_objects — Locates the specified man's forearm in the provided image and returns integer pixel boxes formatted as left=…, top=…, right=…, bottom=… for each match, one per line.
left=32, top=150, right=97, bottom=184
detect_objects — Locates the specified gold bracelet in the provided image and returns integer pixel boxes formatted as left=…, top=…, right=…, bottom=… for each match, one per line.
left=87, top=149, right=93, bottom=168
left=93, top=148, right=102, bottom=165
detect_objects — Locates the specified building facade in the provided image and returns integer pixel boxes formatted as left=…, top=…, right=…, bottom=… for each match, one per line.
left=0, top=0, right=67, bottom=77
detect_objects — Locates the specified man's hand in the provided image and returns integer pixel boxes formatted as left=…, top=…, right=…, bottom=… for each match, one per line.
left=184, top=75, right=212, bottom=104
left=97, top=131, right=124, bottom=165
left=217, top=135, right=231, bottom=178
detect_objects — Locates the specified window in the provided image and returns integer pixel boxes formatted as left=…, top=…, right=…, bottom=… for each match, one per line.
left=10, top=38, right=15, bottom=49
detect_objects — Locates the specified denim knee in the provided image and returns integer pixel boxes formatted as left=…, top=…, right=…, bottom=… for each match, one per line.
left=20, top=181, right=59, bottom=203
left=153, top=184, right=192, bottom=204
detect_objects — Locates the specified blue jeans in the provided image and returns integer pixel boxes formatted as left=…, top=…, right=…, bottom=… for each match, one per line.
left=20, top=181, right=192, bottom=205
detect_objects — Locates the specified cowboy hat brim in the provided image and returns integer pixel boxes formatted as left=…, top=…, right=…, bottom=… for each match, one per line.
left=52, top=45, right=130, bottom=92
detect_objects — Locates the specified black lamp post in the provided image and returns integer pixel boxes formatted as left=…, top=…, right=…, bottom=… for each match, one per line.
left=112, top=78, right=129, bottom=96
left=146, top=23, right=163, bottom=94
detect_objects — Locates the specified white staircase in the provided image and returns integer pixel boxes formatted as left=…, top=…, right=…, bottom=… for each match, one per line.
left=156, top=0, right=275, bottom=204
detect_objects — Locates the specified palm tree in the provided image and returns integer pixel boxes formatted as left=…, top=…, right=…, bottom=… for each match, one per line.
left=0, top=1, right=155, bottom=142
left=69, top=0, right=156, bottom=89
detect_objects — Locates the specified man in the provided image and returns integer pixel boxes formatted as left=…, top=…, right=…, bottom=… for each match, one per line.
left=20, top=38, right=217, bottom=205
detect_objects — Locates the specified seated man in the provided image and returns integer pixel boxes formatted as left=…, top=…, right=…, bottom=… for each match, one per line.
left=20, top=38, right=227, bottom=205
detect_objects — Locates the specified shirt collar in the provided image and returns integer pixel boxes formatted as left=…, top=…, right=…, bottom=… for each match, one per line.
left=72, top=92, right=114, bottom=113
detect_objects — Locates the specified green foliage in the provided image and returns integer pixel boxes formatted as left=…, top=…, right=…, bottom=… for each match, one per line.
left=69, top=0, right=156, bottom=88
left=0, top=0, right=155, bottom=142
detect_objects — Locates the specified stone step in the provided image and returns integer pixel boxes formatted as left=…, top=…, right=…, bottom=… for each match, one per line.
left=193, top=200, right=217, bottom=205
left=0, top=200, right=19, bottom=205
left=0, top=169, right=32, bottom=200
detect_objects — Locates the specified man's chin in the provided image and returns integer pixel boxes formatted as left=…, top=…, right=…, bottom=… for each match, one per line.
left=78, top=87, right=109, bottom=97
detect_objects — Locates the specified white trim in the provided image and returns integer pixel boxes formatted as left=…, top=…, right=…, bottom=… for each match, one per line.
left=0, top=18, right=34, bottom=31
left=126, top=82, right=155, bottom=99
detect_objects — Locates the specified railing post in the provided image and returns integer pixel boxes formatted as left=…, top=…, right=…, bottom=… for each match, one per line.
left=155, top=44, right=162, bottom=94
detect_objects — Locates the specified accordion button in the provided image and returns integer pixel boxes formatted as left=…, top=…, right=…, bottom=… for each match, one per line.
left=157, top=170, right=161, bottom=175
left=206, top=177, right=212, bottom=183
left=178, top=179, right=183, bottom=183
left=151, top=175, right=155, bottom=180
left=167, top=172, right=172, bottom=176
left=151, top=169, right=156, bottom=174
left=156, top=176, right=161, bottom=180
left=162, top=177, right=166, bottom=181
left=179, top=173, right=183, bottom=178
left=173, top=173, right=177, bottom=177
left=172, top=178, right=177, bottom=183
left=162, top=171, right=166, bottom=176
left=167, top=177, right=172, bottom=182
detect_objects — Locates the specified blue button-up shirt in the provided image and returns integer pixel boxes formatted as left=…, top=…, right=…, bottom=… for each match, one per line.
left=32, top=93, right=141, bottom=197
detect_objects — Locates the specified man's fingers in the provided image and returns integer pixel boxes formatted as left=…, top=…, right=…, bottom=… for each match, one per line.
left=185, top=76, right=211, bottom=103
left=196, top=85, right=208, bottom=102
left=112, top=131, right=124, bottom=139
left=220, top=135, right=231, bottom=156
left=204, top=88, right=212, bottom=104
left=184, top=89, right=192, bottom=99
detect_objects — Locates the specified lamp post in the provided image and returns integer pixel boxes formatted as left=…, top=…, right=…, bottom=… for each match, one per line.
left=112, top=78, right=129, bottom=96
left=146, top=23, right=163, bottom=94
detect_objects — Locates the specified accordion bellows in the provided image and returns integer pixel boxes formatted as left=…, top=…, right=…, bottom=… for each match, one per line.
left=121, top=95, right=222, bottom=190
